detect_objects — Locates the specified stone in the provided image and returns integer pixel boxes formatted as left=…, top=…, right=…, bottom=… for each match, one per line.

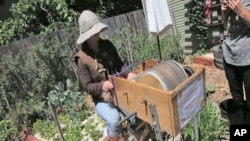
left=193, top=53, right=215, bottom=67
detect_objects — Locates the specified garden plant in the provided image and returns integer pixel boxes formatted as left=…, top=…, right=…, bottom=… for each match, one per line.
left=0, top=0, right=228, bottom=140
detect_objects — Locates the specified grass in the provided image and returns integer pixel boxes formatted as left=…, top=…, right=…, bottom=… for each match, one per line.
left=182, top=99, right=229, bottom=141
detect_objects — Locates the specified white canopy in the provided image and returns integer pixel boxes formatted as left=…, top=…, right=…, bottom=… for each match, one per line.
left=142, top=0, right=173, bottom=36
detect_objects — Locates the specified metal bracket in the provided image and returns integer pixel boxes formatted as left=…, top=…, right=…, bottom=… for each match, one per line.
left=194, top=116, right=199, bottom=141
left=149, top=104, right=163, bottom=141
left=119, top=112, right=137, bottom=125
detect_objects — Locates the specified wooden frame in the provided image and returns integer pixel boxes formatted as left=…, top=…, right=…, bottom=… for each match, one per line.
left=110, top=65, right=206, bottom=136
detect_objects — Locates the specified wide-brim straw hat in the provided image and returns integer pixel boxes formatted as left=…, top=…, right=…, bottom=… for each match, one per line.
left=77, top=10, right=108, bottom=44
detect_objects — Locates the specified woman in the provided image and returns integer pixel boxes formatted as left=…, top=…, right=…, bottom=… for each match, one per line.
left=75, top=10, right=136, bottom=141
left=221, top=0, right=250, bottom=126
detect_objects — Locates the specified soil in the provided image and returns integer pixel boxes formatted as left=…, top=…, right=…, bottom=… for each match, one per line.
left=203, top=64, right=232, bottom=103
left=185, top=55, right=232, bottom=104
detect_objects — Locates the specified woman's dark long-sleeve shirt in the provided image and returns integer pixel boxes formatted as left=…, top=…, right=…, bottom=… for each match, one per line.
left=75, top=39, right=126, bottom=102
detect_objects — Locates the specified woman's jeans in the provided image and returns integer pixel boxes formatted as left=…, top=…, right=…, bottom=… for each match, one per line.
left=95, top=102, right=121, bottom=137
left=95, top=102, right=136, bottom=137
left=223, top=59, right=250, bottom=124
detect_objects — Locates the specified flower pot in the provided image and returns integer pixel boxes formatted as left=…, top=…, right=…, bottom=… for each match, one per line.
left=211, top=44, right=224, bottom=70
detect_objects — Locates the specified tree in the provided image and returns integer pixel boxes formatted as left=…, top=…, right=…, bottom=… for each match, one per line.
left=0, top=0, right=143, bottom=45
left=0, top=0, right=6, bottom=5
left=0, top=0, right=79, bottom=45
left=96, top=0, right=143, bottom=18
left=66, top=0, right=142, bottom=18
left=66, top=0, right=101, bottom=13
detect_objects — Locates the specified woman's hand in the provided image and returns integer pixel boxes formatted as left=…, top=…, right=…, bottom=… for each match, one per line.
left=127, top=72, right=138, bottom=80
left=226, top=0, right=250, bottom=28
left=222, top=0, right=229, bottom=11
left=102, top=80, right=113, bottom=92
left=221, top=0, right=231, bottom=23
left=102, top=91, right=112, bottom=101
left=227, top=0, right=244, bottom=15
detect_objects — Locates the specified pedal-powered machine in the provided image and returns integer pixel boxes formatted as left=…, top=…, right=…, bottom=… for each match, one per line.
left=109, top=59, right=206, bottom=140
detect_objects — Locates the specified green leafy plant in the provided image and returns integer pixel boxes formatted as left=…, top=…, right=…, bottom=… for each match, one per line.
left=206, top=84, right=216, bottom=95
left=182, top=100, right=228, bottom=141
left=33, top=119, right=56, bottom=139
left=110, top=28, right=184, bottom=64
left=0, top=49, right=50, bottom=133
left=0, top=29, right=78, bottom=139
left=33, top=112, right=87, bottom=140
left=48, top=79, right=85, bottom=115
left=0, top=115, right=17, bottom=141
left=64, top=125, right=83, bottom=141
left=187, top=0, right=209, bottom=50
left=58, top=113, right=84, bottom=141
left=84, top=118, right=103, bottom=140
left=0, top=0, right=79, bottom=45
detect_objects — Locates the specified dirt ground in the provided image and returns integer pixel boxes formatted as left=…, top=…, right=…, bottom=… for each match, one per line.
left=184, top=62, right=231, bottom=105
left=204, top=64, right=232, bottom=103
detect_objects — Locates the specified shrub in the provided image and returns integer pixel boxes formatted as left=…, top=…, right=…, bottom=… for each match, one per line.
left=109, top=28, right=184, bottom=65
left=182, top=100, right=228, bottom=141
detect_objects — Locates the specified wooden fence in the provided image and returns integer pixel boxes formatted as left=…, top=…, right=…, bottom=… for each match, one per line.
left=1, top=3, right=222, bottom=56
left=0, top=10, right=148, bottom=55
left=101, top=10, right=147, bottom=36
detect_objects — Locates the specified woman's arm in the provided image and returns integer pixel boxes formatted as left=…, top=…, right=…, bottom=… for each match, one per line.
left=221, top=0, right=231, bottom=21
left=77, top=58, right=103, bottom=97
left=228, top=0, right=250, bottom=28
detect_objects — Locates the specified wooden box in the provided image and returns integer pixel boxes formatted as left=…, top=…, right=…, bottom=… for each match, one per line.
left=110, top=64, right=206, bottom=136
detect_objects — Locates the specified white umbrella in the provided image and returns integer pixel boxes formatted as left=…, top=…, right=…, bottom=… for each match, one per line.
left=142, top=0, right=173, bottom=60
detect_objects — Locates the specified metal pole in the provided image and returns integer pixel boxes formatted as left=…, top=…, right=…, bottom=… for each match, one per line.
left=171, top=10, right=181, bottom=62
left=157, top=36, right=163, bottom=61
left=48, top=101, right=65, bottom=141
left=194, top=116, right=199, bottom=141
left=149, top=104, right=163, bottom=141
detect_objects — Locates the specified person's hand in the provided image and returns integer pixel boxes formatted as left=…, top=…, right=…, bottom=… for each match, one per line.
left=102, top=91, right=115, bottom=108
left=227, top=0, right=244, bottom=15
left=102, top=80, right=113, bottom=92
left=221, top=0, right=231, bottom=22
left=222, top=0, right=229, bottom=11
left=127, top=72, right=138, bottom=80
left=102, top=91, right=112, bottom=101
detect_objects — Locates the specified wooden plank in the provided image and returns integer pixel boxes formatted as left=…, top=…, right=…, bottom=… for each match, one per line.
left=110, top=76, right=180, bottom=136
left=109, top=64, right=205, bottom=136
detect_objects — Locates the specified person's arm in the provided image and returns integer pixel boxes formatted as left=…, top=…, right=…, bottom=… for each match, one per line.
left=77, top=58, right=103, bottom=97
left=110, top=42, right=139, bottom=79
left=221, top=0, right=231, bottom=21
left=228, top=0, right=250, bottom=28
left=111, top=46, right=137, bottom=79
left=102, top=39, right=138, bottom=79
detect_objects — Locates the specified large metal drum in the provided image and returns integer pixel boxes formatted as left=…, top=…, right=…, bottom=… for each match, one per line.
left=133, top=60, right=187, bottom=91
